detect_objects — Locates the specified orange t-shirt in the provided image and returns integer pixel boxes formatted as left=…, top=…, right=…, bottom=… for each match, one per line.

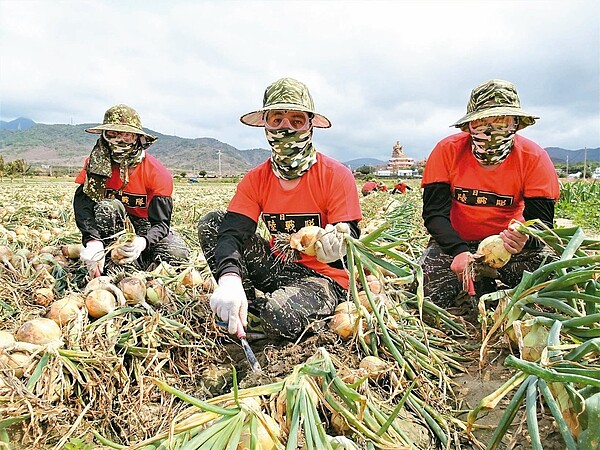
left=421, top=133, right=559, bottom=241
left=75, top=153, right=173, bottom=219
left=228, top=153, right=362, bottom=289
left=361, top=181, right=377, bottom=192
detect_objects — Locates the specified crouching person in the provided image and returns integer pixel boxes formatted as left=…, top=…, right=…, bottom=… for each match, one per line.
left=74, top=104, right=190, bottom=277
left=198, top=77, right=362, bottom=341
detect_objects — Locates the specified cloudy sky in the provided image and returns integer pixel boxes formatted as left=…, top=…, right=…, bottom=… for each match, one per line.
left=1, top=0, right=598, bottom=162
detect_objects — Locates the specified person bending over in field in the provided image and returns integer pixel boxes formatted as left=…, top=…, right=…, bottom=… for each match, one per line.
left=420, top=79, right=559, bottom=306
left=74, top=104, right=190, bottom=278
left=198, top=78, right=362, bottom=340
left=391, top=180, right=411, bottom=194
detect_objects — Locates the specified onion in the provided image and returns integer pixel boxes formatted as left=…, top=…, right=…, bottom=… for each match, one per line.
left=514, top=319, right=549, bottom=362
left=202, top=277, right=216, bottom=292
left=0, top=245, right=13, bottom=265
left=329, top=301, right=359, bottom=340
left=476, top=235, right=511, bottom=269
left=0, top=351, right=32, bottom=378
left=46, top=294, right=83, bottom=326
left=146, top=278, right=170, bottom=306
left=118, top=277, right=147, bottom=305
left=181, top=267, right=203, bottom=288
left=40, top=230, right=53, bottom=242
left=359, top=355, right=389, bottom=380
left=365, top=274, right=382, bottom=294
left=34, top=287, right=55, bottom=306
left=237, top=413, right=281, bottom=450
left=16, top=318, right=61, bottom=345
left=61, top=244, right=82, bottom=259
left=85, top=289, right=117, bottom=318
left=0, top=330, right=15, bottom=348
left=84, top=276, right=127, bottom=306
left=357, top=291, right=391, bottom=313
left=289, top=225, right=322, bottom=256
left=330, top=412, right=351, bottom=435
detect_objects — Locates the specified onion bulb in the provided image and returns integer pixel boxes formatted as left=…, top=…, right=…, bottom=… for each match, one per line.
left=34, top=287, right=55, bottom=307
left=85, top=289, right=116, bottom=318
left=146, top=278, right=170, bottom=306
left=118, top=277, right=147, bottom=305
left=359, top=355, right=389, bottom=380
left=365, top=274, right=382, bottom=294
left=16, top=318, right=61, bottom=345
left=514, top=319, right=549, bottom=362
left=330, top=412, right=351, bottom=435
left=237, top=413, right=281, bottom=450
left=46, top=294, right=83, bottom=326
left=329, top=301, right=359, bottom=340
left=61, top=244, right=82, bottom=259
left=0, top=351, right=31, bottom=378
left=181, top=267, right=203, bottom=288
left=289, top=226, right=322, bottom=256
left=476, top=235, right=511, bottom=269
left=0, top=330, right=15, bottom=348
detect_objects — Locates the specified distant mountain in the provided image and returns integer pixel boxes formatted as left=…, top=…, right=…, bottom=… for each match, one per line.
left=0, top=120, right=270, bottom=175
left=0, top=117, right=35, bottom=131
left=343, top=158, right=386, bottom=170
left=1, top=119, right=597, bottom=173
left=545, top=147, right=600, bottom=164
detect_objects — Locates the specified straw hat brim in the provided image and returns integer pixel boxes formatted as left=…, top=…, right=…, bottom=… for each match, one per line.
left=240, top=103, right=331, bottom=128
left=85, top=124, right=157, bottom=144
left=451, top=106, right=539, bottom=131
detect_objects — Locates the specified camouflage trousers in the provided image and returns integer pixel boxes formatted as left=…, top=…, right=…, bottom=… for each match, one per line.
left=198, top=211, right=347, bottom=340
left=419, top=238, right=553, bottom=307
left=94, top=199, right=190, bottom=271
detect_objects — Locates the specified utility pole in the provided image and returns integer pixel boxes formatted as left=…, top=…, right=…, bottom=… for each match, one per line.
left=583, top=147, right=587, bottom=179
left=566, top=154, right=569, bottom=177
left=217, top=150, right=222, bottom=178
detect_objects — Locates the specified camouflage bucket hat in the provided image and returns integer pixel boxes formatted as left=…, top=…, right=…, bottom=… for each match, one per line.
left=451, top=79, right=538, bottom=131
left=85, top=104, right=157, bottom=144
left=240, top=77, right=331, bottom=128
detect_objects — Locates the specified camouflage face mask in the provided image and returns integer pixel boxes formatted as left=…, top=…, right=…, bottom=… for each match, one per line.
left=468, top=119, right=518, bottom=165
left=266, top=128, right=317, bottom=180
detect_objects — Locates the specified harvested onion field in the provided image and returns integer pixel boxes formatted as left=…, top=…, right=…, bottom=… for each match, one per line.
left=0, top=179, right=599, bottom=450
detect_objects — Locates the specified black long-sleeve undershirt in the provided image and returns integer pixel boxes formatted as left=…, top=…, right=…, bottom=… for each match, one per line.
left=422, top=182, right=556, bottom=256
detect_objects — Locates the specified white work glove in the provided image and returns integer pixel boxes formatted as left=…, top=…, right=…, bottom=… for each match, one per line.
left=114, top=236, right=147, bottom=265
left=209, top=274, right=248, bottom=335
left=314, top=222, right=350, bottom=264
left=80, top=239, right=105, bottom=278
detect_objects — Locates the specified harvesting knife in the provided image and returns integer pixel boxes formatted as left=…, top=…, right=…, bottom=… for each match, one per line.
left=237, top=323, right=262, bottom=374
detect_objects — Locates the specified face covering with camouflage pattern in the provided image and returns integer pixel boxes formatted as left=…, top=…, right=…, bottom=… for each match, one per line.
left=468, top=119, right=518, bottom=165
left=266, top=127, right=317, bottom=180
left=82, top=135, right=145, bottom=202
